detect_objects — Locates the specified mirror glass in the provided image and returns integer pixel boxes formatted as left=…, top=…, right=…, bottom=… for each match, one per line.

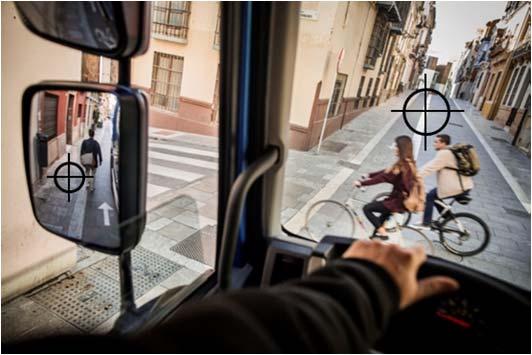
left=28, top=90, right=121, bottom=249
left=16, top=2, right=120, bottom=52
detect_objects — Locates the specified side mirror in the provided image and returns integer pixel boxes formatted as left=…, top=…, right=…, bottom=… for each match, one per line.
left=22, top=82, right=148, bottom=254
left=15, top=2, right=150, bottom=59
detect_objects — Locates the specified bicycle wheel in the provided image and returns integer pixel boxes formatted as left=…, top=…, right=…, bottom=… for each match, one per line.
left=372, top=192, right=411, bottom=226
left=438, top=212, right=490, bottom=256
left=397, top=225, right=434, bottom=255
left=304, top=200, right=356, bottom=241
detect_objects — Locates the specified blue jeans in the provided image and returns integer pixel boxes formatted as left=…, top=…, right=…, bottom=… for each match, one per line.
left=422, top=188, right=443, bottom=225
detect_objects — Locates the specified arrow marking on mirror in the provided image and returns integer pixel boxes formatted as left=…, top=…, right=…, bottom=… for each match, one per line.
left=98, top=202, right=114, bottom=226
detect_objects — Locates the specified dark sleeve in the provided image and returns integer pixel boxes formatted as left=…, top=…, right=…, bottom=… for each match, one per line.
left=137, top=258, right=400, bottom=353
left=6, top=259, right=400, bottom=353
left=368, top=169, right=384, bottom=178
left=80, top=140, right=86, bottom=156
left=361, top=170, right=398, bottom=187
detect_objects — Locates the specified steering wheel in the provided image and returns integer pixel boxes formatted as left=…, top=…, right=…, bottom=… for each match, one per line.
left=311, top=236, right=531, bottom=353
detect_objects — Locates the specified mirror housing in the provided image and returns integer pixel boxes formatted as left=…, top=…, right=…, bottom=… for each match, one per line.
left=22, top=82, right=148, bottom=254
left=15, top=2, right=150, bottom=59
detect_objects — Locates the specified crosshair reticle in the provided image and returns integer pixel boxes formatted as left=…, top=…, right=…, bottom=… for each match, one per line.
left=391, top=73, right=464, bottom=150
left=46, top=153, right=93, bottom=202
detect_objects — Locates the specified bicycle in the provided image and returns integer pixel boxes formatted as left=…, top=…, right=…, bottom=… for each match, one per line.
left=397, top=192, right=490, bottom=257
left=302, top=187, right=434, bottom=255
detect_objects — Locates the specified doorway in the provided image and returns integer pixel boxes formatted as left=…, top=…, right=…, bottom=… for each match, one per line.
left=66, top=94, right=74, bottom=145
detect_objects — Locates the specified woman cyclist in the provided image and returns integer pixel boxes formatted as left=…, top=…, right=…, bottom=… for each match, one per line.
left=353, top=135, right=417, bottom=240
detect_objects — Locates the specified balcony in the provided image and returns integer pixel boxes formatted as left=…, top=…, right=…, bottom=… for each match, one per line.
left=376, top=2, right=402, bottom=23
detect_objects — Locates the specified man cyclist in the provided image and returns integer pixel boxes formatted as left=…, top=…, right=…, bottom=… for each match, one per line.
left=414, top=134, right=473, bottom=229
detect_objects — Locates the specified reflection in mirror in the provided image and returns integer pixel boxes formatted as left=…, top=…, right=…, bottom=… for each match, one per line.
left=29, top=90, right=121, bottom=249
left=16, top=2, right=120, bottom=52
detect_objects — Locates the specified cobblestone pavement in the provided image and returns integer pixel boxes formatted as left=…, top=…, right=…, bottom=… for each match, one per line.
left=282, top=92, right=530, bottom=290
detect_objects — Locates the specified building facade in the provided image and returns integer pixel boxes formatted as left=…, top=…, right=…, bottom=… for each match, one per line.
left=132, top=1, right=221, bottom=136
left=130, top=1, right=435, bottom=151
left=289, top=1, right=435, bottom=150
left=2, top=2, right=80, bottom=301
left=452, top=1, right=530, bottom=155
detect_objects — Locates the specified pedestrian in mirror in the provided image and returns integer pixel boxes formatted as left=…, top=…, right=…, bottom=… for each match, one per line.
left=80, top=129, right=103, bottom=192
left=28, top=90, right=120, bottom=248
left=22, top=83, right=148, bottom=254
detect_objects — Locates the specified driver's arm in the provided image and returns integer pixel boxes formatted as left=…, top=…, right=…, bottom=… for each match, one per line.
left=141, top=256, right=400, bottom=353
left=6, top=242, right=458, bottom=353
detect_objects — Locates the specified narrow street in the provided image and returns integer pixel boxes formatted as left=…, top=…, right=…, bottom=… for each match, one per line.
left=282, top=91, right=530, bottom=289
left=3, top=91, right=529, bottom=342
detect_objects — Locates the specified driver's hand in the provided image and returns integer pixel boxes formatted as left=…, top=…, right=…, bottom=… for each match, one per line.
left=342, top=240, right=459, bottom=310
left=353, top=180, right=362, bottom=188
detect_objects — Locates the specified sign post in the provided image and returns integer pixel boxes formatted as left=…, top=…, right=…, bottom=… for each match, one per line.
left=316, top=48, right=344, bottom=154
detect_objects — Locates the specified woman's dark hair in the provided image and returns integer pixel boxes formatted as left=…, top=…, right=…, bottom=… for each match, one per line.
left=387, top=135, right=416, bottom=180
left=89, top=129, right=95, bottom=138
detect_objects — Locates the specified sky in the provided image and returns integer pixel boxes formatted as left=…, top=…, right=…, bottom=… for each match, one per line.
left=427, top=1, right=507, bottom=65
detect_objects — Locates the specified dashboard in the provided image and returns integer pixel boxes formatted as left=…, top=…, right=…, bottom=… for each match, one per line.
left=262, top=235, right=531, bottom=353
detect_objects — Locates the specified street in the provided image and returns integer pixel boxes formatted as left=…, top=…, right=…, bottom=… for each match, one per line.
left=283, top=91, right=530, bottom=288
left=33, top=119, right=120, bottom=248
left=3, top=91, right=529, bottom=341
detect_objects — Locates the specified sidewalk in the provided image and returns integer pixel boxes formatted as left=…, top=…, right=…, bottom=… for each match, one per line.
left=454, top=99, right=530, bottom=208
left=2, top=129, right=215, bottom=342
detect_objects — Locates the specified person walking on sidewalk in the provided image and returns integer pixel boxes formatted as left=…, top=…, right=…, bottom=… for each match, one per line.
left=414, top=134, right=474, bottom=229
left=80, top=129, right=103, bottom=192
left=353, top=135, right=417, bottom=240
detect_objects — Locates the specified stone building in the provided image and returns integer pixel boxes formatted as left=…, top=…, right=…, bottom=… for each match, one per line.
left=289, top=1, right=435, bottom=150
left=132, top=2, right=221, bottom=136
left=453, top=1, right=530, bottom=155
left=130, top=2, right=435, bottom=151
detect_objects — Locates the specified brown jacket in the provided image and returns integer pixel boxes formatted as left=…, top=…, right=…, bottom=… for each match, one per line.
left=420, top=149, right=474, bottom=198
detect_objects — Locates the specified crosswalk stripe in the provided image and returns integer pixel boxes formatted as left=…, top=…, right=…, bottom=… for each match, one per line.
left=149, top=142, right=219, bottom=158
left=149, top=151, right=218, bottom=170
left=148, top=163, right=204, bottom=182
left=147, top=184, right=170, bottom=198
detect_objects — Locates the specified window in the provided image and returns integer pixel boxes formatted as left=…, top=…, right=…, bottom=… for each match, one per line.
left=356, top=76, right=366, bottom=98
left=78, top=103, right=83, bottom=118
left=489, top=72, right=501, bottom=100
left=365, top=12, right=388, bottom=68
left=514, top=66, right=530, bottom=108
left=503, top=67, right=520, bottom=105
left=327, top=74, right=348, bottom=117
left=152, top=1, right=191, bottom=40
left=506, top=66, right=527, bottom=106
left=365, top=78, right=373, bottom=97
left=214, top=5, right=221, bottom=49
left=41, top=93, right=58, bottom=138
left=151, top=52, right=184, bottom=112
left=476, top=72, right=484, bottom=89
left=370, top=78, right=380, bottom=106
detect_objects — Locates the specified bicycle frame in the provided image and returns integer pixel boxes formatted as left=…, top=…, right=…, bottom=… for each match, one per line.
left=434, top=199, right=469, bottom=238
left=434, top=199, right=454, bottom=222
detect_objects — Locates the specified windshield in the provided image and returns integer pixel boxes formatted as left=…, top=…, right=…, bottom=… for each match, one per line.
left=281, top=1, right=530, bottom=291
left=2, top=1, right=221, bottom=339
